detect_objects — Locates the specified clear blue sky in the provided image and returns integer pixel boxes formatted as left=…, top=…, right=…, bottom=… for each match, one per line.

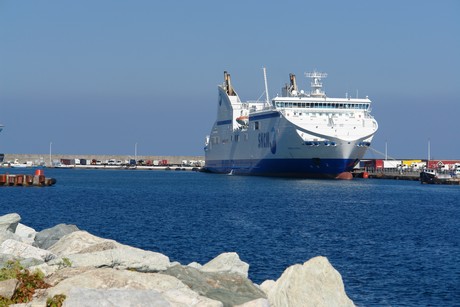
left=1, top=1, right=459, bottom=159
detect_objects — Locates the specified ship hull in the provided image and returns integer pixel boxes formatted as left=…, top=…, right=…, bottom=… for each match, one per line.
left=204, top=157, right=358, bottom=178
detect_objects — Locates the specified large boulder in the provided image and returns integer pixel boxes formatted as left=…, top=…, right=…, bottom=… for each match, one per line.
left=0, top=230, right=23, bottom=245
left=259, top=279, right=276, bottom=295
left=47, top=231, right=117, bottom=256
left=161, top=264, right=266, bottom=307
left=41, top=268, right=222, bottom=307
left=34, top=223, right=80, bottom=250
left=0, top=253, right=18, bottom=267
left=61, top=288, right=170, bottom=307
left=266, top=256, right=355, bottom=307
left=47, top=231, right=170, bottom=272
left=0, top=213, right=21, bottom=233
left=235, top=298, right=270, bottom=307
left=14, top=223, right=37, bottom=245
left=201, top=252, right=249, bottom=278
left=0, top=239, right=56, bottom=262
left=50, top=245, right=171, bottom=272
left=0, top=278, right=18, bottom=300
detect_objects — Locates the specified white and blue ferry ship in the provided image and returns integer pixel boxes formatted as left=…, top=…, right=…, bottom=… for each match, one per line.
left=204, top=70, right=378, bottom=178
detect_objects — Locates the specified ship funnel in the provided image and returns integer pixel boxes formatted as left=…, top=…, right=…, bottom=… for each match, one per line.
left=290, top=73, right=298, bottom=93
left=224, top=71, right=235, bottom=96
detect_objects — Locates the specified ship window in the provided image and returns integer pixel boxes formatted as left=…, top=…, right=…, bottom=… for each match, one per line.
left=254, top=121, right=260, bottom=130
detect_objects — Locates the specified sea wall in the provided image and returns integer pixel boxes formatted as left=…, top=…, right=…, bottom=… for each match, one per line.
left=0, top=213, right=355, bottom=307
left=3, top=154, right=204, bottom=166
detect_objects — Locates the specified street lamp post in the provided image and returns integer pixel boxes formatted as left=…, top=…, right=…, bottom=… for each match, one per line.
left=49, top=142, right=52, bottom=167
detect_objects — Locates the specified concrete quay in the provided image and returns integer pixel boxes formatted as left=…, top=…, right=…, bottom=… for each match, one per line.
left=2, top=153, right=204, bottom=167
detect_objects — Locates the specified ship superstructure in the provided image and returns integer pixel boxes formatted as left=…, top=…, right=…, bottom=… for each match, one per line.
left=204, top=70, right=378, bottom=178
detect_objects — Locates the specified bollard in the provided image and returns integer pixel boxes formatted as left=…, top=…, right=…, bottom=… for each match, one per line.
left=25, top=175, right=34, bottom=185
left=8, top=175, right=16, bottom=186
left=0, top=174, right=6, bottom=185
left=15, top=175, right=24, bottom=186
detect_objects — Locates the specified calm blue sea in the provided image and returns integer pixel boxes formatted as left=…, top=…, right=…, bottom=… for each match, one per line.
left=1, top=168, right=459, bottom=306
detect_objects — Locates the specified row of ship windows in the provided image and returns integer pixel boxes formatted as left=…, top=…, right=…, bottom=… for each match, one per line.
left=211, top=138, right=371, bottom=147
left=275, top=102, right=370, bottom=110
left=304, top=141, right=371, bottom=147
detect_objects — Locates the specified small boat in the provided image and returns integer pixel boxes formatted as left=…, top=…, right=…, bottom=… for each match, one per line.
left=420, top=168, right=460, bottom=184
left=10, top=159, right=30, bottom=168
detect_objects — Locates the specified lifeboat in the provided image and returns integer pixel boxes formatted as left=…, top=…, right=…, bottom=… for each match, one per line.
left=236, top=115, right=249, bottom=126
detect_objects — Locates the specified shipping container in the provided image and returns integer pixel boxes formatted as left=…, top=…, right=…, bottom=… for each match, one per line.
left=383, top=160, right=401, bottom=168
left=427, top=160, right=460, bottom=170
left=60, top=159, right=71, bottom=165
left=402, top=160, right=422, bottom=167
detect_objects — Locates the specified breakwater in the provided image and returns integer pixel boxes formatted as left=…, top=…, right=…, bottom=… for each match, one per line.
left=0, top=213, right=355, bottom=306
left=2, top=154, right=204, bottom=167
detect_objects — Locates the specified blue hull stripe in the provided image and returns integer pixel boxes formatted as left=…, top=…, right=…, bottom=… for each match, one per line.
left=249, top=112, right=280, bottom=121
left=205, top=158, right=358, bottom=178
left=217, top=119, right=232, bottom=126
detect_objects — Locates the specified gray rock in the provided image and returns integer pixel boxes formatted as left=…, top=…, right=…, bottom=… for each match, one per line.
left=49, top=245, right=170, bottom=272
left=34, top=224, right=80, bottom=250
left=47, top=230, right=170, bottom=272
left=187, top=261, right=202, bottom=269
left=41, top=268, right=222, bottom=307
left=201, top=252, right=249, bottom=278
left=0, top=278, right=18, bottom=299
left=0, top=213, right=21, bottom=233
left=28, top=263, right=58, bottom=277
left=0, top=230, right=23, bottom=245
left=18, top=257, right=45, bottom=268
left=62, top=288, right=169, bottom=307
left=78, top=241, right=119, bottom=254
left=47, top=231, right=118, bottom=256
left=14, top=223, right=36, bottom=245
left=0, top=253, right=18, bottom=267
left=0, top=239, right=56, bottom=262
left=267, top=256, right=355, bottom=307
left=161, top=264, right=266, bottom=307
left=235, top=298, right=270, bottom=307
left=259, top=279, right=276, bottom=295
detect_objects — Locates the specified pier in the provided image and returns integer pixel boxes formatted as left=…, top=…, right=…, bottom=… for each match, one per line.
left=353, top=168, right=420, bottom=181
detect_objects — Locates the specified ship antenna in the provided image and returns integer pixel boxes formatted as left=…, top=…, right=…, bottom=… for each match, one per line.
left=263, top=67, right=270, bottom=107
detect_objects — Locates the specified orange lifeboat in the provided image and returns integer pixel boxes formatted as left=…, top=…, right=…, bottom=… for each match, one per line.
left=236, top=115, right=249, bottom=126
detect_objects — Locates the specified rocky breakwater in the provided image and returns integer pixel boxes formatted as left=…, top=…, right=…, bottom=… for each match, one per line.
left=0, top=213, right=355, bottom=307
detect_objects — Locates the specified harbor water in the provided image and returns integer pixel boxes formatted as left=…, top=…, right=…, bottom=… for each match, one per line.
left=1, top=168, right=459, bottom=306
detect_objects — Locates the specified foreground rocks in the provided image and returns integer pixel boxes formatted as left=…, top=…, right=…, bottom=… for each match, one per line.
left=0, top=213, right=355, bottom=306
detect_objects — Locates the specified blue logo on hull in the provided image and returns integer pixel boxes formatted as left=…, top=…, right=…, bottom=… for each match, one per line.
left=258, top=127, right=277, bottom=154
left=270, top=127, right=276, bottom=154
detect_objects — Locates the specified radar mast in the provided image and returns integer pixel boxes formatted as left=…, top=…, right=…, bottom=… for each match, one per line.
left=305, top=71, right=327, bottom=97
